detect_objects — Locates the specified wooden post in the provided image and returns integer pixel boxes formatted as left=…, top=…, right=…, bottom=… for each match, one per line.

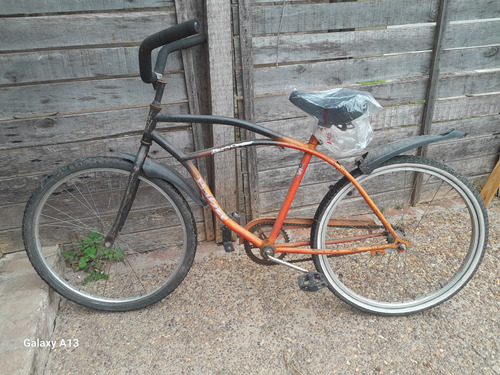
left=206, top=0, right=238, bottom=242
left=175, top=0, right=215, bottom=241
left=481, top=159, right=500, bottom=206
left=237, top=0, right=260, bottom=223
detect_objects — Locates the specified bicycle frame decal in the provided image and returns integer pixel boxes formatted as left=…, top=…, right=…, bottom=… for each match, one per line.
left=194, top=175, right=229, bottom=221
left=211, top=141, right=254, bottom=155
left=295, top=163, right=305, bottom=179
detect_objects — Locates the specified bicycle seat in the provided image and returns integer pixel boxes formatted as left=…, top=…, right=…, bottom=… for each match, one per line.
left=289, top=88, right=370, bottom=128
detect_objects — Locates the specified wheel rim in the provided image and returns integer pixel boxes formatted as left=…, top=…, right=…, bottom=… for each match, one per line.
left=316, top=161, right=486, bottom=314
left=31, top=166, right=189, bottom=306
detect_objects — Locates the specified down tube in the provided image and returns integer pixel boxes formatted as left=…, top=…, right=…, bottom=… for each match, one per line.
left=184, top=160, right=264, bottom=248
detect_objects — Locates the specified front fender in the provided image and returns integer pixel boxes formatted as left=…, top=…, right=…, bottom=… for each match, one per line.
left=121, top=153, right=206, bottom=206
left=358, top=129, right=465, bottom=174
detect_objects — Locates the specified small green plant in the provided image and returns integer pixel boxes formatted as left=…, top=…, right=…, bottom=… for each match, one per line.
left=62, top=231, right=124, bottom=285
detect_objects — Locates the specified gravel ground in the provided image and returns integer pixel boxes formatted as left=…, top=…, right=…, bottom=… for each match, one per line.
left=44, top=200, right=499, bottom=375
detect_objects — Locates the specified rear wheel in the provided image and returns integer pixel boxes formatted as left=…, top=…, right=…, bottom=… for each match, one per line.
left=23, top=157, right=197, bottom=311
left=311, top=156, right=488, bottom=315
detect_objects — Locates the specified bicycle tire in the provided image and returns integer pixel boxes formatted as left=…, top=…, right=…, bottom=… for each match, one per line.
left=22, top=157, right=197, bottom=311
left=311, top=155, right=488, bottom=316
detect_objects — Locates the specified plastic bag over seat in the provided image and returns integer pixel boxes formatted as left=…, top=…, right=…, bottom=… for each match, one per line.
left=289, top=88, right=378, bottom=129
left=289, top=87, right=382, bottom=157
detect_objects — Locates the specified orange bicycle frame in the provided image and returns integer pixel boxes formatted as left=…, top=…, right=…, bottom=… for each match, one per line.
left=153, top=113, right=407, bottom=256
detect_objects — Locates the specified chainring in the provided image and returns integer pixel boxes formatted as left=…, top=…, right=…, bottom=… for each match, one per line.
left=243, top=222, right=290, bottom=265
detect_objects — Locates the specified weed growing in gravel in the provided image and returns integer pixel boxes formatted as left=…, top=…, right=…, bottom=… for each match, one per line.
left=62, top=231, right=124, bottom=285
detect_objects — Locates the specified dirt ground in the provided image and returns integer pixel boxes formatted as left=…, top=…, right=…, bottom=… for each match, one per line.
left=43, top=201, right=500, bottom=375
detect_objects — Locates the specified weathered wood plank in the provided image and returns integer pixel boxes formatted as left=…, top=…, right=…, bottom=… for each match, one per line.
left=257, top=153, right=497, bottom=216
left=207, top=0, right=238, bottom=242
left=175, top=0, right=215, bottom=241
left=250, top=0, right=499, bottom=35
left=2, top=0, right=175, bottom=15
left=251, top=20, right=500, bottom=65
left=1, top=198, right=205, bottom=233
left=1, top=12, right=177, bottom=52
left=0, top=221, right=206, bottom=256
left=254, top=88, right=500, bottom=124
left=250, top=46, right=500, bottom=96
left=237, top=0, right=261, bottom=222
left=246, top=70, right=499, bottom=123
left=0, top=75, right=188, bottom=119
left=254, top=111, right=500, bottom=171
left=0, top=129, right=196, bottom=178
left=418, top=0, right=450, bottom=164
left=0, top=159, right=205, bottom=218
left=257, top=133, right=500, bottom=193
left=1, top=48, right=183, bottom=86
left=0, top=103, right=190, bottom=150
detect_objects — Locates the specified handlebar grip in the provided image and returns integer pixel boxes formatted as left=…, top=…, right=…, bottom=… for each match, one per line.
left=139, top=20, right=201, bottom=83
left=154, top=34, right=208, bottom=75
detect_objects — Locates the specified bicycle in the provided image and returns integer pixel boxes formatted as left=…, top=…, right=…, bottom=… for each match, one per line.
left=22, top=20, right=489, bottom=316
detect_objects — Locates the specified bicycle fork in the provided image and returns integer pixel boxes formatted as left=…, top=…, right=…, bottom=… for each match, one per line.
left=104, top=84, right=165, bottom=248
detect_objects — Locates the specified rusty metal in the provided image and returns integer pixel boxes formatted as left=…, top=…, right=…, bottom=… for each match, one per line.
left=238, top=216, right=380, bottom=244
left=277, top=231, right=388, bottom=249
left=275, top=241, right=402, bottom=256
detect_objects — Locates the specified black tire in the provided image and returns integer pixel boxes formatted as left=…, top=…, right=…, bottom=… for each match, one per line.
left=23, top=157, right=197, bottom=311
left=311, top=155, right=488, bottom=316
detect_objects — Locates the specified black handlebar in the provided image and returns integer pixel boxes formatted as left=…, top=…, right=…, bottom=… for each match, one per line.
left=139, top=19, right=204, bottom=84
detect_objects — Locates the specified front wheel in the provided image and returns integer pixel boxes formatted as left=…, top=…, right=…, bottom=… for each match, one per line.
left=22, top=157, right=197, bottom=311
left=311, top=155, right=488, bottom=316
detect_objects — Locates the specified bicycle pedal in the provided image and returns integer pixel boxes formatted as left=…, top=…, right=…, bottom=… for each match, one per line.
left=220, top=212, right=240, bottom=253
left=298, top=272, right=328, bottom=292
left=221, top=225, right=235, bottom=252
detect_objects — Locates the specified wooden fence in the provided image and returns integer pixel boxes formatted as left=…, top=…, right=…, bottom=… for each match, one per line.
left=0, top=1, right=216, bottom=255
left=1, top=0, right=499, bottom=256
left=233, top=0, right=500, bottom=221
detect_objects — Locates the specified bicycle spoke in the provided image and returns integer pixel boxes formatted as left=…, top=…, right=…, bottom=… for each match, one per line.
left=42, top=205, right=94, bottom=233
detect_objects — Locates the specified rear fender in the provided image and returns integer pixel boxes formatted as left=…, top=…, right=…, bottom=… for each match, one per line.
left=120, top=153, right=206, bottom=206
left=358, top=130, right=465, bottom=174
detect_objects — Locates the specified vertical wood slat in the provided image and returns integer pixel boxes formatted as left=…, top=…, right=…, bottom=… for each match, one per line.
left=237, top=0, right=260, bottom=223
left=206, top=0, right=238, bottom=242
left=174, top=0, right=215, bottom=241
left=420, top=0, right=451, bottom=143
left=412, top=0, right=450, bottom=205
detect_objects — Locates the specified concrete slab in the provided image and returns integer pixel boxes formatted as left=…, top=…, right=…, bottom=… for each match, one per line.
left=0, top=252, right=60, bottom=375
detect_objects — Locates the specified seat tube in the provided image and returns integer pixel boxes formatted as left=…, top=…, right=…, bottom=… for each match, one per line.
left=268, top=136, right=319, bottom=245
